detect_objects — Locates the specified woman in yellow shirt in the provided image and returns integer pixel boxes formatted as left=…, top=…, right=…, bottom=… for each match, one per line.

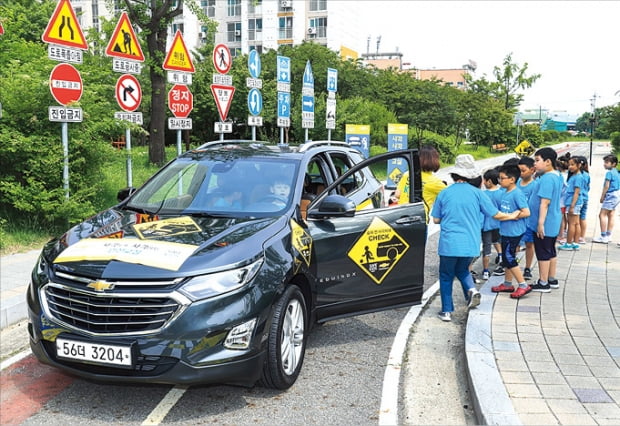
left=395, top=145, right=446, bottom=221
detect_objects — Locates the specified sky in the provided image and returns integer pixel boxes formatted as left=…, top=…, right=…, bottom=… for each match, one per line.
left=357, top=1, right=620, bottom=117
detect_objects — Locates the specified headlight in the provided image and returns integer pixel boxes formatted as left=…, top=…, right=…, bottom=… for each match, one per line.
left=179, top=257, right=263, bottom=301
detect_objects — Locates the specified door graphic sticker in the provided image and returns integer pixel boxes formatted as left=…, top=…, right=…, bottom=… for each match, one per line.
left=291, top=220, right=312, bottom=273
left=347, top=217, right=409, bottom=284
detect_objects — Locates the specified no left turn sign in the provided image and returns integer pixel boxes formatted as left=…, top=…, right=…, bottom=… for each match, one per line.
left=115, top=74, right=142, bottom=112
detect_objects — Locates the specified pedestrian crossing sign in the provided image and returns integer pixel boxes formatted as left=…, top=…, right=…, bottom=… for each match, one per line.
left=163, top=30, right=195, bottom=73
left=105, top=12, right=144, bottom=62
left=42, top=0, right=88, bottom=50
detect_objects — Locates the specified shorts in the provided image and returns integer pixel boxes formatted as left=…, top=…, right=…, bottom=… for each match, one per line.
left=602, top=191, right=620, bottom=211
left=561, top=206, right=566, bottom=214
left=566, top=204, right=583, bottom=216
left=482, top=229, right=500, bottom=256
left=520, top=228, right=535, bottom=245
left=500, top=235, right=523, bottom=269
left=580, top=200, right=588, bottom=220
left=534, top=235, right=557, bottom=261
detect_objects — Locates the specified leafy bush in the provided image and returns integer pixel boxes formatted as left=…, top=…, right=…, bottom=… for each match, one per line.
left=611, top=131, right=620, bottom=155
left=0, top=127, right=111, bottom=229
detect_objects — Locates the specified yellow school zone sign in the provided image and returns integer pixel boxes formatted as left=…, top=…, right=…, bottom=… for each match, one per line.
left=347, top=217, right=409, bottom=284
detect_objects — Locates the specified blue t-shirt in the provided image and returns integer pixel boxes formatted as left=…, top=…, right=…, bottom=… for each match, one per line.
left=482, top=188, right=503, bottom=231
left=528, top=170, right=563, bottom=237
left=517, top=178, right=539, bottom=202
left=499, top=188, right=528, bottom=237
left=606, top=169, right=620, bottom=192
left=432, top=183, right=499, bottom=257
left=565, top=172, right=585, bottom=207
left=581, top=172, right=590, bottom=202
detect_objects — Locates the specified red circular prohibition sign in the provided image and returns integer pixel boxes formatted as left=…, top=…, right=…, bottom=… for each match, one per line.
left=115, top=74, right=142, bottom=112
left=49, top=63, right=83, bottom=106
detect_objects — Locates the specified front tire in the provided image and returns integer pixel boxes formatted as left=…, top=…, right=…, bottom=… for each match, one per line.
left=260, top=285, right=307, bottom=390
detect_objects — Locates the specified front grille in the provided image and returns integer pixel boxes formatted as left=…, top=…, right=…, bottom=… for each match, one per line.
left=43, top=285, right=181, bottom=334
left=42, top=271, right=189, bottom=335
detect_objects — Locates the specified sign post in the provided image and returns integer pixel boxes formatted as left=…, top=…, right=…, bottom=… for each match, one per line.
left=386, top=124, right=409, bottom=189
left=42, top=0, right=88, bottom=199
left=163, top=31, right=195, bottom=155
left=107, top=12, right=145, bottom=188
left=246, top=49, right=263, bottom=141
left=302, top=60, right=315, bottom=142
left=326, top=68, right=338, bottom=141
left=211, top=44, right=235, bottom=141
left=276, top=55, right=291, bottom=144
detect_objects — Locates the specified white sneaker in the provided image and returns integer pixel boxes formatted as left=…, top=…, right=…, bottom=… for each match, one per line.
left=468, top=289, right=481, bottom=309
left=593, top=235, right=610, bottom=244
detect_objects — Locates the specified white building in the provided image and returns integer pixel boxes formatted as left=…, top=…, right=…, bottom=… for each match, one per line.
left=69, top=0, right=362, bottom=59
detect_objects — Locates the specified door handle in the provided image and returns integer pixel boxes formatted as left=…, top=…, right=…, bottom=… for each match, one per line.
left=395, top=215, right=424, bottom=224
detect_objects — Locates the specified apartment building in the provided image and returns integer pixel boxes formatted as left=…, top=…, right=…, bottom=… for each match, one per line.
left=67, top=0, right=361, bottom=59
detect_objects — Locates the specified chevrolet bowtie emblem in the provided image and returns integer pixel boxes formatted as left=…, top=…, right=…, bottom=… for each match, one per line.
left=87, top=280, right=114, bottom=292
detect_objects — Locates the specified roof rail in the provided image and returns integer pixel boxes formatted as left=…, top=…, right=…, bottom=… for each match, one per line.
left=298, top=140, right=350, bottom=152
left=196, top=140, right=267, bottom=150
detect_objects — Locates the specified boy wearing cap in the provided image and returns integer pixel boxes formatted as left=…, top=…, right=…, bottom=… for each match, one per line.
left=432, top=154, right=519, bottom=322
left=528, top=147, right=563, bottom=292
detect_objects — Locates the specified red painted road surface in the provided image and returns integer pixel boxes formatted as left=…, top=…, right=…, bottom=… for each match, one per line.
left=0, top=356, right=74, bottom=424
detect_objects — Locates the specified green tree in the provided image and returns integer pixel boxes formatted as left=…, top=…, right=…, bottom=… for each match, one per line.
left=119, top=0, right=214, bottom=165
left=492, top=53, right=541, bottom=110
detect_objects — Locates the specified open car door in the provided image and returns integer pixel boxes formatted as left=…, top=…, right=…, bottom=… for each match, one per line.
left=305, top=149, right=427, bottom=322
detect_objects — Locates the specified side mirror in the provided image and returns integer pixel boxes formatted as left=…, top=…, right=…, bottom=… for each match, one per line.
left=117, top=187, right=136, bottom=202
left=308, top=194, right=356, bottom=219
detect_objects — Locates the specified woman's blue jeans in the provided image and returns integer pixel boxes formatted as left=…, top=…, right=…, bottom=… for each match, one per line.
left=439, top=255, right=475, bottom=313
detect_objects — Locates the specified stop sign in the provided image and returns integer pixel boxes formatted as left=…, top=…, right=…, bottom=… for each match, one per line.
left=168, top=84, right=193, bottom=118
left=50, top=63, right=83, bottom=106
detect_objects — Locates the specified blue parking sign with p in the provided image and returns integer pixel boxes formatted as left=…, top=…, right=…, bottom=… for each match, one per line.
left=278, top=92, right=290, bottom=118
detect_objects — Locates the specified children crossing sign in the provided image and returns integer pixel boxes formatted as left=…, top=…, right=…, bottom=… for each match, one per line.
left=105, top=12, right=145, bottom=62
left=42, top=0, right=88, bottom=50
left=347, top=217, right=410, bottom=284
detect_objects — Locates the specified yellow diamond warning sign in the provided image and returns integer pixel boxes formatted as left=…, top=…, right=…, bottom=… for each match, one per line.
left=388, top=167, right=403, bottom=184
left=347, top=217, right=409, bottom=284
left=163, top=30, right=195, bottom=73
left=41, top=0, right=88, bottom=50
left=105, top=12, right=145, bottom=62
left=291, top=220, right=312, bottom=267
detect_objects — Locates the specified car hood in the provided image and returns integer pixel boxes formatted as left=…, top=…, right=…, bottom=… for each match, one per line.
left=43, top=208, right=285, bottom=279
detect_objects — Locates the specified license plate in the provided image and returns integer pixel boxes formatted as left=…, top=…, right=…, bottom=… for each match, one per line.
left=56, top=337, right=133, bottom=368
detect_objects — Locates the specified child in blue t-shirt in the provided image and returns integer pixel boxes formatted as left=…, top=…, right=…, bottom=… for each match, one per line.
left=480, top=168, right=504, bottom=280
left=575, top=156, right=590, bottom=244
left=594, top=154, right=620, bottom=244
left=491, top=165, right=531, bottom=298
left=517, top=156, right=539, bottom=280
left=559, top=157, right=585, bottom=250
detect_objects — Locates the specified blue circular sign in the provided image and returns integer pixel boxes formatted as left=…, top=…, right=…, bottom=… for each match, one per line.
left=247, top=88, right=263, bottom=116
left=248, top=50, right=261, bottom=79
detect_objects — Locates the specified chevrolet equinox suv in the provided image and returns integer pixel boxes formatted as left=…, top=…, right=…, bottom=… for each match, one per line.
left=27, top=140, right=426, bottom=389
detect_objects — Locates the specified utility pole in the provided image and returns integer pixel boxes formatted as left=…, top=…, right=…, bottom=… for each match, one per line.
left=589, top=93, right=597, bottom=165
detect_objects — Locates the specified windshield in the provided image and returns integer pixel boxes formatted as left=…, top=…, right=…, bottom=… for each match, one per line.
left=127, top=155, right=299, bottom=217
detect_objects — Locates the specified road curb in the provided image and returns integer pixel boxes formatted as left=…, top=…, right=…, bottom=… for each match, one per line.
left=466, top=277, right=521, bottom=426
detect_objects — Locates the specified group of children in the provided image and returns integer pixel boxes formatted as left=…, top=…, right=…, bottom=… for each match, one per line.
left=428, top=147, right=619, bottom=321
left=479, top=149, right=620, bottom=299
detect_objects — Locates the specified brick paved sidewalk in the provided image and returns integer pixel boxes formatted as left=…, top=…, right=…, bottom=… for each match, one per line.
left=467, top=144, right=620, bottom=425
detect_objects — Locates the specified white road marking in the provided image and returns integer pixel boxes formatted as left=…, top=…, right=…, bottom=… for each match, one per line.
left=0, top=348, right=32, bottom=371
left=142, top=386, right=188, bottom=425
left=379, top=280, right=439, bottom=426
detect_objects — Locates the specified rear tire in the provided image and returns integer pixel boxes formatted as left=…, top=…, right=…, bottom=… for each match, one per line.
left=259, top=285, right=307, bottom=389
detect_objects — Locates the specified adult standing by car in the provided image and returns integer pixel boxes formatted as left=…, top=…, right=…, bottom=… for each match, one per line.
left=394, top=144, right=446, bottom=222
left=431, top=154, right=519, bottom=322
